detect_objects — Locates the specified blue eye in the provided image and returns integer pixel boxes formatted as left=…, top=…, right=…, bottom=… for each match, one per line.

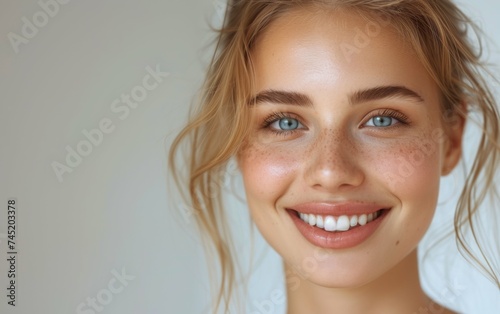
left=262, top=112, right=306, bottom=135
left=271, top=117, right=301, bottom=130
left=366, top=115, right=397, bottom=127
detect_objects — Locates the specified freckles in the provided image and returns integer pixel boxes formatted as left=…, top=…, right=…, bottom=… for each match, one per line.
left=381, top=136, right=441, bottom=242
left=309, top=128, right=347, bottom=161
left=239, top=141, right=301, bottom=196
left=374, top=135, right=442, bottom=193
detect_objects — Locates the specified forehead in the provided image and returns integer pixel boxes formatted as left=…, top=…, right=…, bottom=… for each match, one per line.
left=250, top=8, right=438, bottom=101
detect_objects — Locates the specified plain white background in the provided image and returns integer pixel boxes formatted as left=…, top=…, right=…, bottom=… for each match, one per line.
left=1, top=1, right=499, bottom=313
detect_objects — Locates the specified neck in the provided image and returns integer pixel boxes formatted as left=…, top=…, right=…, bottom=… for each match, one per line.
left=285, top=250, right=450, bottom=314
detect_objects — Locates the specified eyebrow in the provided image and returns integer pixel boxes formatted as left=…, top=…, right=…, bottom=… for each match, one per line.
left=349, top=85, right=424, bottom=105
left=249, top=90, right=313, bottom=107
left=248, top=85, right=424, bottom=106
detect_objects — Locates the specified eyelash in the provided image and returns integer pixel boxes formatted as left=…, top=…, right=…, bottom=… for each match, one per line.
left=261, top=111, right=304, bottom=136
left=261, top=109, right=411, bottom=135
left=364, top=109, right=411, bottom=127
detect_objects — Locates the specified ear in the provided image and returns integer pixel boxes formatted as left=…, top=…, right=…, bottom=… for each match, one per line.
left=441, top=104, right=467, bottom=176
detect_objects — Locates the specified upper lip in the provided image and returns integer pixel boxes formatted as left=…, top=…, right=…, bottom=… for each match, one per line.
left=287, top=201, right=390, bottom=216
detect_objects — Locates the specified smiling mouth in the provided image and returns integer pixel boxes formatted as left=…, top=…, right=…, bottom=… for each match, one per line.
left=294, top=209, right=387, bottom=232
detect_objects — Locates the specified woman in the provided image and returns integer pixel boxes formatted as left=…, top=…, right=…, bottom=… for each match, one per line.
left=170, top=1, right=500, bottom=313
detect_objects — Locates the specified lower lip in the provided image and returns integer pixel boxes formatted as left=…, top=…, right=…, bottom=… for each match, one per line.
left=287, top=209, right=389, bottom=249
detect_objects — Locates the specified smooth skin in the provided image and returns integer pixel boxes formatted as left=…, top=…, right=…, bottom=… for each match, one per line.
left=238, top=8, right=464, bottom=314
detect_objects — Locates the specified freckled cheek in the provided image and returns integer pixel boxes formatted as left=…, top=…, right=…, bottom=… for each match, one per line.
left=371, top=139, right=442, bottom=204
left=367, top=140, right=442, bottom=246
left=239, top=144, right=302, bottom=202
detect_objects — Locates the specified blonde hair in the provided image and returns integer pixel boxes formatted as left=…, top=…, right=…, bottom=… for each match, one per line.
left=169, top=0, right=500, bottom=312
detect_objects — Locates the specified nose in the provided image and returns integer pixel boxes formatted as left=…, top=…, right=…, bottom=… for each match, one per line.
left=303, top=128, right=365, bottom=192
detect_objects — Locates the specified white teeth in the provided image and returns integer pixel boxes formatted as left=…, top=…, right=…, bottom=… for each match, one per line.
left=324, top=216, right=336, bottom=231
left=316, top=215, right=324, bottom=228
left=358, top=214, right=367, bottom=226
left=350, top=215, right=358, bottom=227
left=309, top=214, right=316, bottom=226
left=367, top=213, right=374, bottom=223
left=336, top=215, right=350, bottom=231
left=299, top=210, right=383, bottom=232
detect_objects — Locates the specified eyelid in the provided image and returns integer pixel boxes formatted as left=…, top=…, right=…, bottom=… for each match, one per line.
left=261, top=112, right=305, bottom=129
left=261, top=111, right=307, bottom=137
left=260, top=109, right=409, bottom=133
left=361, top=109, right=410, bottom=127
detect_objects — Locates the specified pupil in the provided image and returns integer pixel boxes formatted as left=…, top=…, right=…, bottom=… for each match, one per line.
left=279, top=118, right=298, bottom=130
left=375, top=116, right=391, bottom=127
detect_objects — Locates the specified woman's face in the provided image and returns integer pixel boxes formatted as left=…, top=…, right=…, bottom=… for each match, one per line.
left=238, top=9, right=462, bottom=287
